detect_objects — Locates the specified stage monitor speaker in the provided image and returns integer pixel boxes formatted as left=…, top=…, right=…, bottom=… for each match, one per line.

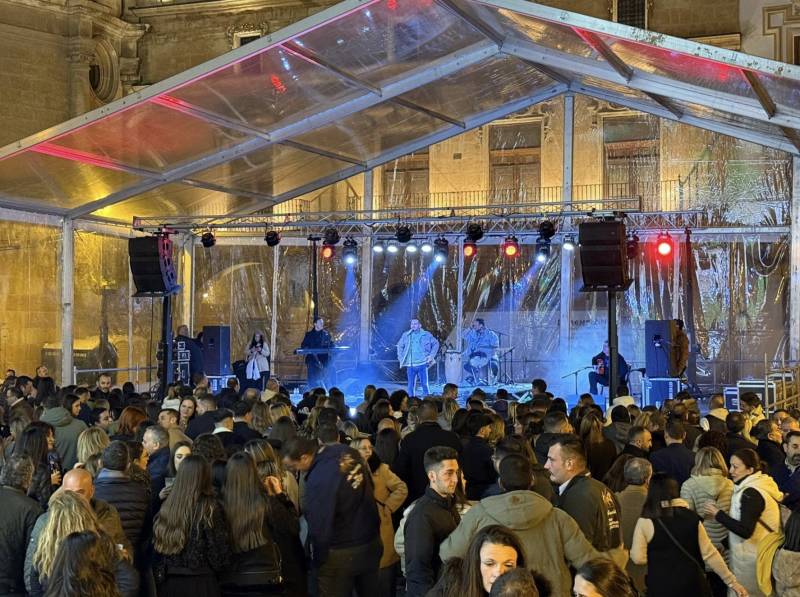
left=578, top=221, right=630, bottom=291
left=203, top=325, right=231, bottom=377
left=128, top=237, right=178, bottom=295
left=644, top=319, right=679, bottom=378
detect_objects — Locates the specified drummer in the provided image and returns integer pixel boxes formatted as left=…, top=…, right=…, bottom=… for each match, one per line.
left=462, top=318, right=500, bottom=384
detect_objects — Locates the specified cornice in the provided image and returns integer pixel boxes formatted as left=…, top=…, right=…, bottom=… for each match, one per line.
left=129, top=0, right=314, bottom=18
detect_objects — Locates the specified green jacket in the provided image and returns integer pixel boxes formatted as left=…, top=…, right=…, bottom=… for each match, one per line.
left=439, top=490, right=599, bottom=597
left=39, top=407, right=87, bottom=470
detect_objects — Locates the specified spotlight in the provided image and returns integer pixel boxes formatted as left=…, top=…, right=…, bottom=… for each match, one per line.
left=420, top=241, right=433, bottom=254
left=342, top=237, right=358, bottom=265
left=501, top=235, right=519, bottom=258
left=372, top=241, right=384, bottom=254
left=535, top=237, right=551, bottom=263
left=562, top=234, right=575, bottom=251
left=321, top=245, right=335, bottom=260
left=433, top=236, right=449, bottom=263
left=538, top=220, right=556, bottom=240
left=323, top=227, right=341, bottom=246
left=386, top=241, right=399, bottom=254
left=656, top=232, right=673, bottom=257
left=406, top=243, right=418, bottom=254
left=264, top=230, right=281, bottom=247
left=201, top=229, right=216, bottom=248
left=463, top=240, right=477, bottom=258
left=395, top=224, right=413, bottom=244
left=626, top=233, right=640, bottom=259
left=465, top=222, right=484, bottom=243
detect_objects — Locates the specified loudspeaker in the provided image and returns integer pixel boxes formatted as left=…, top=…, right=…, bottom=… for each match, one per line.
left=644, top=319, right=679, bottom=377
left=202, top=325, right=231, bottom=376
left=128, top=237, right=178, bottom=295
left=578, top=221, right=629, bottom=290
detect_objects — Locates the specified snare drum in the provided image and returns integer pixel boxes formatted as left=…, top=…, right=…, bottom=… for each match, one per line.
left=445, top=351, right=462, bottom=384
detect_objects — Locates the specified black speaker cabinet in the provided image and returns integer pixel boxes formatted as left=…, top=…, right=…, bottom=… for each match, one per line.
left=578, top=221, right=630, bottom=291
left=128, top=237, right=178, bottom=295
left=203, top=325, right=231, bottom=377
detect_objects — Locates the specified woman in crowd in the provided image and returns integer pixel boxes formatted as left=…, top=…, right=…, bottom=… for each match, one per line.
left=631, top=473, right=748, bottom=597
left=429, top=525, right=526, bottom=597
left=573, top=559, right=638, bottom=597
left=13, top=424, right=59, bottom=508
left=580, top=413, right=618, bottom=481
left=351, top=436, right=408, bottom=597
left=221, top=453, right=286, bottom=596
left=30, top=492, right=138, bottom=597
left=268, top=416, right=297, bottom=447
left=43, top=531, right=123, bottom=597
left=63, top=394, right=82, bottom=419
left=244, top=439, right=299, bottom=511
left=374, top=427, right=401, bottom=468
left=159, top=440, right=192, bottom=501
left=76, top=427, right=111, bottom=469
left=249, top=403, right=271, bottom=437
left=773, top=510, right=800, bottom=596
left=111, top=407, right=148, bottom=442
left=702, top=448, right=783, bottom=597
left=369, top=399, right=393, bottom=435
left=439, top=397, right=459, bottom=431
left=178, top=397, right=197, bottom=431
left=601, top=453, right=634, bottom=493
left=193, top=434, right=227, bottom=463
left=245, top=331, right=270, bottom=391
left=153, top=455, right=231, bottom=596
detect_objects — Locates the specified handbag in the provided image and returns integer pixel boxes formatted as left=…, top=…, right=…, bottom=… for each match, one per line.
left=221, top=540, right=283, bottom=590
left=655, top=518, right=713, bottom=597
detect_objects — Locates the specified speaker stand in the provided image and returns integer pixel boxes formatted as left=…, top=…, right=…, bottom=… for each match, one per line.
left=160, top=292, right=173, bottom=399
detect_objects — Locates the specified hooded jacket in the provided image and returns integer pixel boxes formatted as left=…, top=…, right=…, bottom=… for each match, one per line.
left=39, top=407, right=87, bottom=470
left=603, top=422, right=630, bottom=454
left=701, top=407, right=729, bottom=433
left=439, top=490, right=599, bottom=597
left=558, top=472, right=623, bottom=553
left=679, top=469, right=734, bottom=547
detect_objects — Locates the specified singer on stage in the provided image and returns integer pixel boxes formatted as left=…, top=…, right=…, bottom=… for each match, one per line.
left=301, top=317, right=333, bottom=388
left=397, top=318, right=440, bottom=397
left=589, top=340, right=629, bottom=395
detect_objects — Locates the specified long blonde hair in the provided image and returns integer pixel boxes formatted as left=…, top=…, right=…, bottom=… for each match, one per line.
left=691, top=446, right=728, bottom=477
left=33, top=491, right=102, bottom=578
left=77, top=427, right=110, bottom=465
left=250, top=402, right=270, bottom=435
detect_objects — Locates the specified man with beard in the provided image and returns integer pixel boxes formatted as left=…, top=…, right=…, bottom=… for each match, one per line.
left=772, top=430, right=800, bottom=511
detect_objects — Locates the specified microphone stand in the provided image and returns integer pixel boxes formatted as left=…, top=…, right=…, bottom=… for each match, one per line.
left=562, top=366, right=592, bottom=395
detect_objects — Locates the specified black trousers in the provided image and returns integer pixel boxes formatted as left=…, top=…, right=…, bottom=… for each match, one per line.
left=315, top=537, right=382, bottom=597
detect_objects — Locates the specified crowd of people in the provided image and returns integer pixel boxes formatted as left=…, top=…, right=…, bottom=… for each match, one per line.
left=1, top=366, right=800, bottom=597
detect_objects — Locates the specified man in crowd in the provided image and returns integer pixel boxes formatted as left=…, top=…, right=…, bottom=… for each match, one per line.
left=282, top=437, right=381, bottom=596
left=740, top=391, right=767, bottom=427
left=772, top=430, right=800, bottom=511
left=392, top=399, right=461, bottom=503
left=615, top=458, right=652, bottom=592
left=534, top=411, right=572, bottom=466
left=39, top=393, right=87, bottom=469
left=725, top=412, right=754, bottom=463
left=403, top=446, right=461, bottom=597
left=462, top=411, right=498, bottom=500
left=0, top=455, right=41, bottom=597
left=231, top=400, right=261, bottom=445
left=157, top=407, right=191, bottom=449
left=483, top=436, right=554, bottom=502
left=142, top=425, right=170, bottom=503
left=73, top=386, right=93, bottom=427
left=186, top=395, right=218, bottom=439
left=545, top=435, right=625, bottom=564
left=701, top=393, right=729, bottom=432
left=603, top=405, right=632, bottom=454
left=91, top=406, right=113, bottom=433
left=211, top=408, right=240, bottom=453
left=649, top=419, right=694, bottom=485
left=440, top=454, right=598, bottom=597
left=621, top=425, right=652, bottom=459
left=92, top=373, right=118, bottom=412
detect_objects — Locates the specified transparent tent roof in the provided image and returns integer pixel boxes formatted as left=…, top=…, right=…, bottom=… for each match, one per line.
left=0, top=0, right=798, bottom=222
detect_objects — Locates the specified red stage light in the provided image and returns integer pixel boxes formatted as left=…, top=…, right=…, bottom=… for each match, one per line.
left=321, top=245, right=335, bottom=260
left=501, top=235, right=519, bottom=258
left=387, top=0, right=397, bottom=9
left=270, top=75, right=287, bottom=94
left=656, top=233, right=673, bottom=257
left=463, top=241, right=477, bottom=258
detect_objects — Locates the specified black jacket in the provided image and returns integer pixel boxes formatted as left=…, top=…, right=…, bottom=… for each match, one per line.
left=93, top=469, right=150, bottom=551
left=147, top=447, right=171, bottom=508
left=725, top=433, right=754, bottom=464
left=621, top=443, right=650, bottom=459
left=392, top=421, right=462, bottom=503
left=650, top=443, right=695, bottom=485
left=186, top=412, right=216, bottom=440
left=534, top=432, right=562, bottom=466
left=461, top=436, right=497, bottom=501
left=403, top=487, right=460, bottom=597
left=557, top=473, right=622, bottom=552
left=757, top=439, right=785, bottom=472
left=0, top=486, right=41, bottom=595
left=233, top=421, right=262, bottom=445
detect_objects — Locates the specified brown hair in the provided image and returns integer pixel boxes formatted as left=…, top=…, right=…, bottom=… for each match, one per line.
left=222, top=452, right=270, bottom=553
left=115, top=407, right=147, bottom=437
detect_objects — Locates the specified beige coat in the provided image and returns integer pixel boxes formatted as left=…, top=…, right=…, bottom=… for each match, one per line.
left=372, top=462, right=408, bottom=568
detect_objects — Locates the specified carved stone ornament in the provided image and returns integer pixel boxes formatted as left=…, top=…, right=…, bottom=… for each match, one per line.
left=226, top=22, right=270, bottom=47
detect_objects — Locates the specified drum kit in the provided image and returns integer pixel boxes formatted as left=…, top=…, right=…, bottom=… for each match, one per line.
left=444, top=347, right=514, bottom=385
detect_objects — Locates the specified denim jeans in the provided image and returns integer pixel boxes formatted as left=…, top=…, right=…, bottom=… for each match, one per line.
left=406, top=364, right=430, bottom=397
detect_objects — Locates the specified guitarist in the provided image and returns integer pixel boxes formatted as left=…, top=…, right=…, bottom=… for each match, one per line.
left=589, top=340, right=629, bottom=395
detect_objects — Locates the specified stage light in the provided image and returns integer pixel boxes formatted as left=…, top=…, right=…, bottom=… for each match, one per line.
left=406, top=243, right=418, bottom=254
left=538, top=220, right=556, bottom=240
left=463, top=240, right=477, bottom=258
left=264, top=230, right=281, bottom=247
left=395, top=224, right=413, bottom=244
left=656, top=232, right=673, bottom=257
left=501, top=235, right=519, bottom=258
left=321, top=245, right=335, bottom=260
left=626, top=233, right=640, bottom=259
left=372, top=241, right=384, bottom=254
left=433, top=236, right=449, bottom=263
left=535, top=237, right=551, bottom=262
left=323, top=227, right=341, bottom=246
left=201, top=229, right=216, bottom=248
left=386, top=241, right=399, bottom=254
left=562, top=235, right=576, bottom=251
left=465, top=222, right=484, bottom=243
left=342, top=237, right=358, bottom=265
left=420, top=241, right=433, bottom=254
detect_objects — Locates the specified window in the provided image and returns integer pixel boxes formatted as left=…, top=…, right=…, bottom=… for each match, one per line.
left=794, top=36, right=800, bottom=66
left=488, top=122, right=541, bottom=203
left=613, top=0, right=648, bottom=29
left=382, top=151, right=429, bottom=208
left=603, top=115, right=660, bottom=209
